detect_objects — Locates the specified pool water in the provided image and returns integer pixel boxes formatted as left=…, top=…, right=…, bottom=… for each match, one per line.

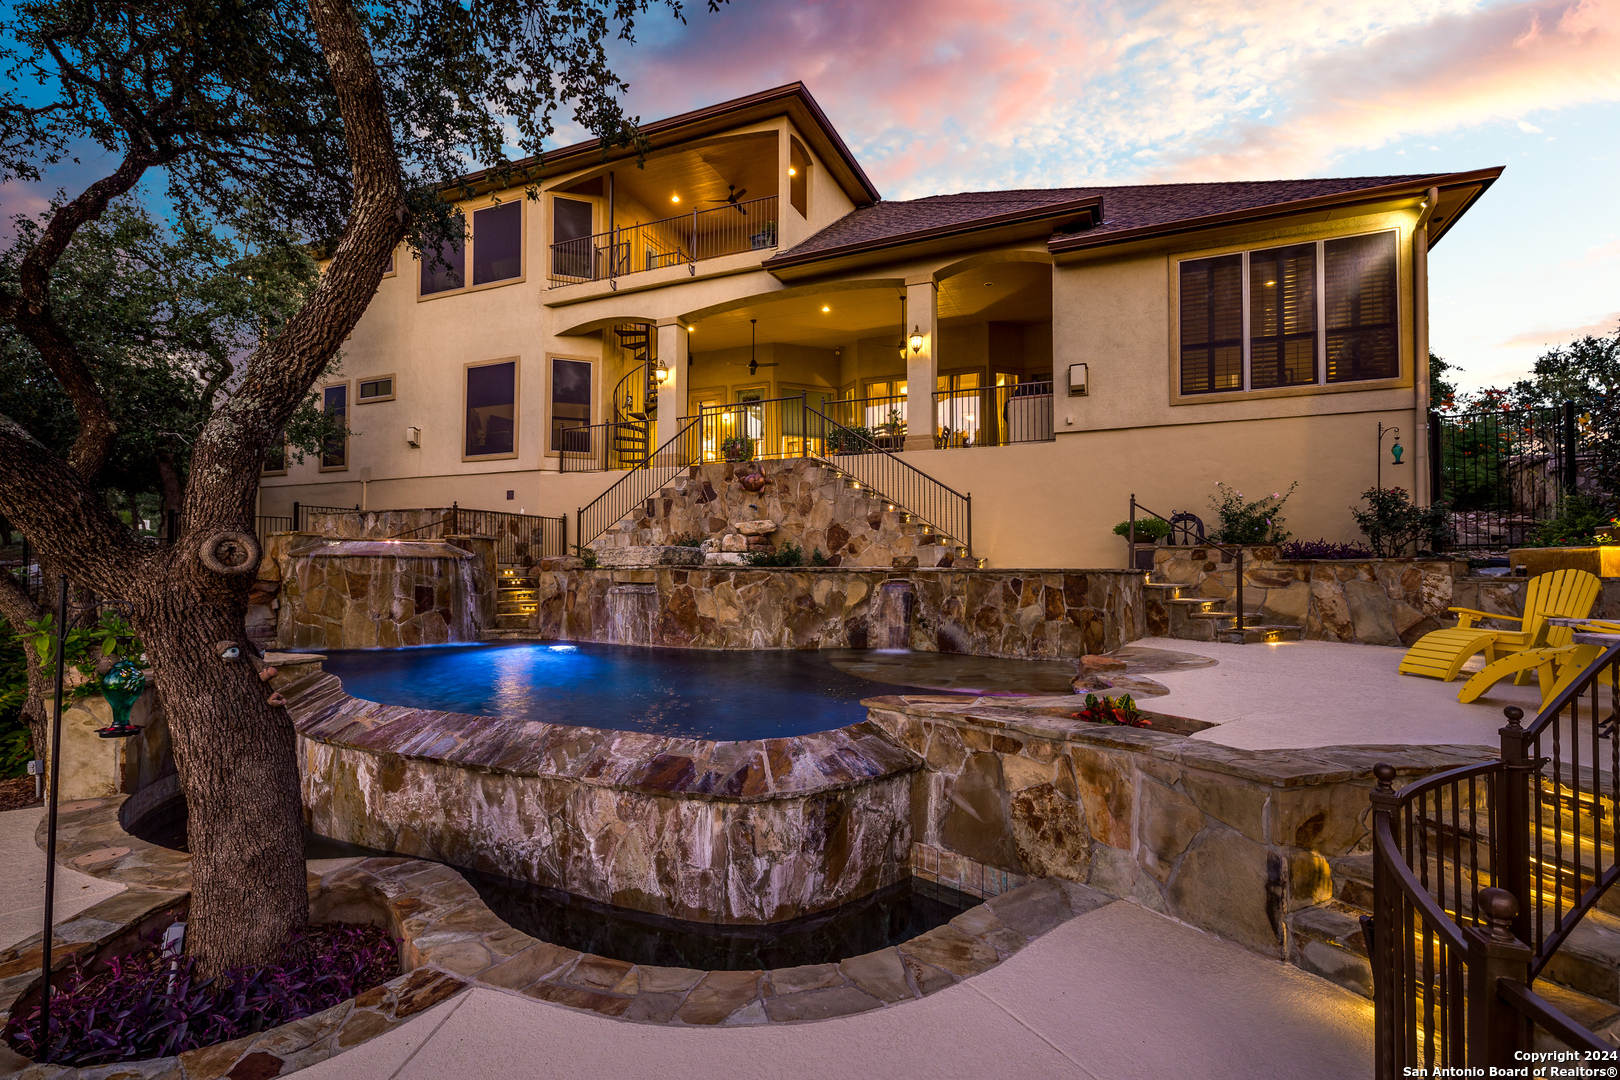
left=462, top=869, right=980, bottom=970
left=321, top=641, right=930, bottom=740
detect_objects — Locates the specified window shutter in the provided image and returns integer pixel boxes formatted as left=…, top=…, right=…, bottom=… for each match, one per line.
left=1248, top=243, right=1317, bottom=389
left=1179, top=254, right=1243, bottom=394
left=1325, top=233, right=1398, bottom=382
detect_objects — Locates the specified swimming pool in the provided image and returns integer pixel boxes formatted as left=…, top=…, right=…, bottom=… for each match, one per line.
left=322, top=641, right=926, bottom=741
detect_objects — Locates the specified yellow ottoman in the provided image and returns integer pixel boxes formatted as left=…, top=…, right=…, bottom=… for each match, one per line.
left=1398, top=628, right=1502, bottom=682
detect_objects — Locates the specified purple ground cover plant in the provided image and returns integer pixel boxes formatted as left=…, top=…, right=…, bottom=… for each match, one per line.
left=1279, top=539, right=1376, bottom=560
left=4, top=922, right=397, bottom=1066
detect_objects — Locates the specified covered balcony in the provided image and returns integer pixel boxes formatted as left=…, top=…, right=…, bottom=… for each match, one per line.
left=547, top=131, right=784, bottom=288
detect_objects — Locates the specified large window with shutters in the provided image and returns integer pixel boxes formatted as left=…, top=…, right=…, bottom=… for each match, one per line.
left=1178, top=230, right=1399, bottom=396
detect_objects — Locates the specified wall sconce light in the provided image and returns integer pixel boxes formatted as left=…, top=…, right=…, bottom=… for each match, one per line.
left=405, top=426, right=422, bottom=447
left=654, top=358, right=670, bottom=385
left=909, top=326, right=923, bottom=353
left=788, top=167, right=797, bottom=177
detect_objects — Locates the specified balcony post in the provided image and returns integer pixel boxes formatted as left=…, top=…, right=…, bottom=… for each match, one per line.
left=903, top=277, right=938, bottom=452
left=655, top=318, right=690, bottom=455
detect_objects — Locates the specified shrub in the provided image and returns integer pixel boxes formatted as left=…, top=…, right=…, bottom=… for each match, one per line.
left=825, top=426, right=878, bottom=455
left=1112, top=518, right=1171, bottom=541
left=720, top=435, right=754, bottom=462
left=810, top=548, right=829, bottom=566
left=1523, top=493, right=1619, bottom=548
left=744, top=541, right=804, bottom=567
left=1278, top=539, right=1375, bottom=560
left=667, top=533, right=705, bottom=547
left=571, top=544, right=598, bottom=569
left=1207, top=482, right=1297, bottom=544
left=4, top=923, right=397, bottom=1066
left=1351, top=487, right=1451, bottom=557
left=1072, top=693, right=1151, bottom=728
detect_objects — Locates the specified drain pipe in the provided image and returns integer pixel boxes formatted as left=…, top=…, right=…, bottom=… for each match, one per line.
left=1413, top=187, right=1439, bottom=506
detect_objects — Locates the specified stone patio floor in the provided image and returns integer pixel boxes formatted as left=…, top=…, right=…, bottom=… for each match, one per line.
left=1130, top=636, right=1554, bottom=752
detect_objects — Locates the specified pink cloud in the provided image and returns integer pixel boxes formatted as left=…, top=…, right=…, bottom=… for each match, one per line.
left=1156, top=0, right=1620, bottom=179
left=1499, top=310, right=1620, bottom=348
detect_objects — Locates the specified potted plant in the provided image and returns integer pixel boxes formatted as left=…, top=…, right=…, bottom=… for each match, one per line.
left=881, top=407, right=905, bottom=442
left=1072, top=693, right=1152, bottom=728
left=1113, top=517, right=1170, bottom=570
left=721, top=435, right=755, bottom=463
left=826, top=425, right=877, bottom=455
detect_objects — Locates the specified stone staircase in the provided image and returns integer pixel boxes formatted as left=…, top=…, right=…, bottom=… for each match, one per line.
left=494, top=566, right=538, bottom=631
left=1285, top=835, right=1620, bottom=1048
left=1143, top=580, right=1303, bottom=644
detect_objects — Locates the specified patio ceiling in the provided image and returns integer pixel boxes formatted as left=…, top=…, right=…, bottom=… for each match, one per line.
left=687, top=263, right=1052, bottom=352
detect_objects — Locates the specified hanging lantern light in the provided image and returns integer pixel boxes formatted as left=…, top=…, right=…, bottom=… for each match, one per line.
left=97, top=638, right=145, bottom=739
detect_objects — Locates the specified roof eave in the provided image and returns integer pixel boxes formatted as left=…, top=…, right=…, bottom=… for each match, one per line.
left=1046, top=167, right=1505, bottom=256
left=450, top=83, right=881, bottom=207
left=763, top=197, right=1103, bottom=279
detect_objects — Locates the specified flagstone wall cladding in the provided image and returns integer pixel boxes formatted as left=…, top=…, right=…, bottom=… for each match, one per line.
left=523, top=566, right=1146, bottom=658
left=287, top=672, right=919, bottom=925
left=1151, top=547, right=1620, bottom=646
left=591, top=459, right=964, bottom=568
left=265, top=534, right=497, bottom=650
left=863, top=695, right=1490, bottom=972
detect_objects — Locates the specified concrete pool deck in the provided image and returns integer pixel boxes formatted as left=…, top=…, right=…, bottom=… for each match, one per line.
left=1129, top=636, right=1555, bottom=752
left=0, top=806, right=124, bottom=951
left=294, top=899, right=1373, bottom=1080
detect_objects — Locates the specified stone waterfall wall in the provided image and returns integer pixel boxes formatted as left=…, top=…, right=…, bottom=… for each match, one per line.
left=267, top=534, right=496, bottom=649
left=592, top=459, right=965, bottom=568
left=288, top=672, right=918, bottom=924
left=527, top=566, right=1146, bottom=658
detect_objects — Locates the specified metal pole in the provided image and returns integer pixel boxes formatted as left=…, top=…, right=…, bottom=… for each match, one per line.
left=39, top=573, right=68, bottom=1061
left=1235, top=547, right=1245, bottom=639
left=1561, top=400, right=1578, bottom=496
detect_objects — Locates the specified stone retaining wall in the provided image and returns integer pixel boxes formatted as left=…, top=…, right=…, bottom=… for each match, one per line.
left=592, top=459, right=962, bottom=568
left=1152, top=546, right=1620, bottom=646
left=864, top=694, right=1489, bottom=980
left=526, top=566, right=1145, bottom=659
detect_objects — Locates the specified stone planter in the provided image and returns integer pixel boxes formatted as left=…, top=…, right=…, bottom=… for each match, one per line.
left=1506, top=545, right=1620, bottom=580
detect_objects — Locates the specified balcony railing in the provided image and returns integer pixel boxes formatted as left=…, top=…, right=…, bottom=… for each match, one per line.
left=558, top=420, right=651, bottom=473
left=548, top=195, right=779, bottom=287
left=934, top=382, right=1054, bottom=448
left=692, top=396, right=824, bottom=463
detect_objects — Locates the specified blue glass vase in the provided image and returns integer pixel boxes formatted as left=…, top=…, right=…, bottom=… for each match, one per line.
left=98, top=658, right=146, bottom=739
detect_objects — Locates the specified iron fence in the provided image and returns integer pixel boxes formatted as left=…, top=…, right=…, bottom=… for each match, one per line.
left=821, top=394, right=911, bottom=451
left=548, top=196, right=779, bottom=287
left=934, top=382, right=1054, bottom=448
left=576, top=416, right=702, bottom=549
left=693, top=395, right=823, bottom=463
left=1370, top=642, right=1620, bottom=1076
left=1430, top=401, right=1579, bottom=549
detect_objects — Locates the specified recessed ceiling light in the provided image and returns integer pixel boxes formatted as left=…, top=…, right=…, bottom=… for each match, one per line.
left=821, top=305, right=830, bottom=313
left=671, top=194, right=680, bottom=203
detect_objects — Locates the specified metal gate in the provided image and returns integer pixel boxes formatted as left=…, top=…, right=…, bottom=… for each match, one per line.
left=1429, top=400, right=1578, bottom=550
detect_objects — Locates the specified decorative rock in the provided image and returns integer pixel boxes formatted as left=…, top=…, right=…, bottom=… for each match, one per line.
left=734, top=520, right=777, bottom=536
left=704, top=552, right=749, bottom=566
left=1079, top=654, right=1127, bottom=673
left=720, top=534, right=748, bottom=553
left=593, top=545, right=704, bottom=569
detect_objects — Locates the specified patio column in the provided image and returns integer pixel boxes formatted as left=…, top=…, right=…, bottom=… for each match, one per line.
left=904, top=277, right=938, bottom=452
left=655, top=317, right=689, bottom=453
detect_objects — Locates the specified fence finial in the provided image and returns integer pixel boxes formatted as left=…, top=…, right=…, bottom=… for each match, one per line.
left=1503, top=705, right=1524, bottom=729
left=1373, top=762, right=1397, bottom=793
left=1479, top=887, right=1520, bottom=943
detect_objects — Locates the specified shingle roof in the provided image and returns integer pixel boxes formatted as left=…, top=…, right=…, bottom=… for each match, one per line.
left=772, top=175, right=1449, bottom=261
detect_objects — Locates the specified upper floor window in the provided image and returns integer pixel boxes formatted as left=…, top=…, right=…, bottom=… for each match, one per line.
left=319, top=383, right=348, bottom=470
left=552, top=197, right=593, bottom=279
left=1178, top=230, right=1399, bottom=396
left=421, top=200, right=524, bottom=297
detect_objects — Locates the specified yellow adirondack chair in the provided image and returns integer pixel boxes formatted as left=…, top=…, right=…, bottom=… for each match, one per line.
left=1457, top=643, right=1605, bottom=705
left=1398, top=569, right=1602, bottom=683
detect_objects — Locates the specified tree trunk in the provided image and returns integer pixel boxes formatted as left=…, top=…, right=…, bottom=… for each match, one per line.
left=0, top=572, right=49, bottom=770
left=133, top=577, right=307, bottom=974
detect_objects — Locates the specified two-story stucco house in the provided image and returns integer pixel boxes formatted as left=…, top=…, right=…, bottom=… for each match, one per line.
left=260, top=83, right=1500, bottom=569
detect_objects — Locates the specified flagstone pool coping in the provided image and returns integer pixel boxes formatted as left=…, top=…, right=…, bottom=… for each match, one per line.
left=0, top=795, right=1104, bottom=1078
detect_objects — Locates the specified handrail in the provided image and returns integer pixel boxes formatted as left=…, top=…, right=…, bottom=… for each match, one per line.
left=805, top=405, right=973, bottom=558
left=576, top=415, right=701, bottom=548
left=1374, top=812, right=1473, bottom=953
left=1129, top=493, right=1246, bottom=635
left=548, top=196, right=779, bottom=287
left=1520, top=641, right=1620, bottom=739
left=1496, top=980, right=1616, bottom=1054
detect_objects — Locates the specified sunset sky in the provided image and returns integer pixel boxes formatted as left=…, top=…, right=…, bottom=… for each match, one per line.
left=4, top=0, right=1615, bottom=394
left=575, top=0, right=1619, bottom=393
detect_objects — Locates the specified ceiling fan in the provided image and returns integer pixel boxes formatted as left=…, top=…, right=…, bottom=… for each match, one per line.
left=724, top=319, right=779, bottom=376
left=705, top=184, right=748, bottom=214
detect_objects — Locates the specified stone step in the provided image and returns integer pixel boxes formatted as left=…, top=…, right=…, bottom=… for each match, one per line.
left=494, top=614, right=529, bottom=629
left=1532, top=980, right=1620, bottom=1052
left=1218, top=625, right=1305, bottom=644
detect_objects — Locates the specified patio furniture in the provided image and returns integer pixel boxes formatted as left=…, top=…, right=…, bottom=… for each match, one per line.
left=1456, top=642, right=1606, bottom=706
left=1398, top=568, right=1602, bottom=683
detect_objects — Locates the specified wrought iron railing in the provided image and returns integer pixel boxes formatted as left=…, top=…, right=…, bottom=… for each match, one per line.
left=1431, top=399, right=1581, bottom=550
left=548, top=196, right=779, bottom=287
left=1370, top=641, right=1620, bottom=1076
left=559, top=420, right=651, bottom=473
left=292, top=503, right=359, bottom=532
left=576, top=416, right=702, bottom=549
left=1128, top=495, right=1248, bottom=621
left=821, top=394, right=910, bottom=451
left=381, top=503, right=566, bottom=565
left=934, top=382, right=1055, bottom=448
left=692, top=395, right=822, bottom=463
left=804, top=406, right=973, bottom=558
